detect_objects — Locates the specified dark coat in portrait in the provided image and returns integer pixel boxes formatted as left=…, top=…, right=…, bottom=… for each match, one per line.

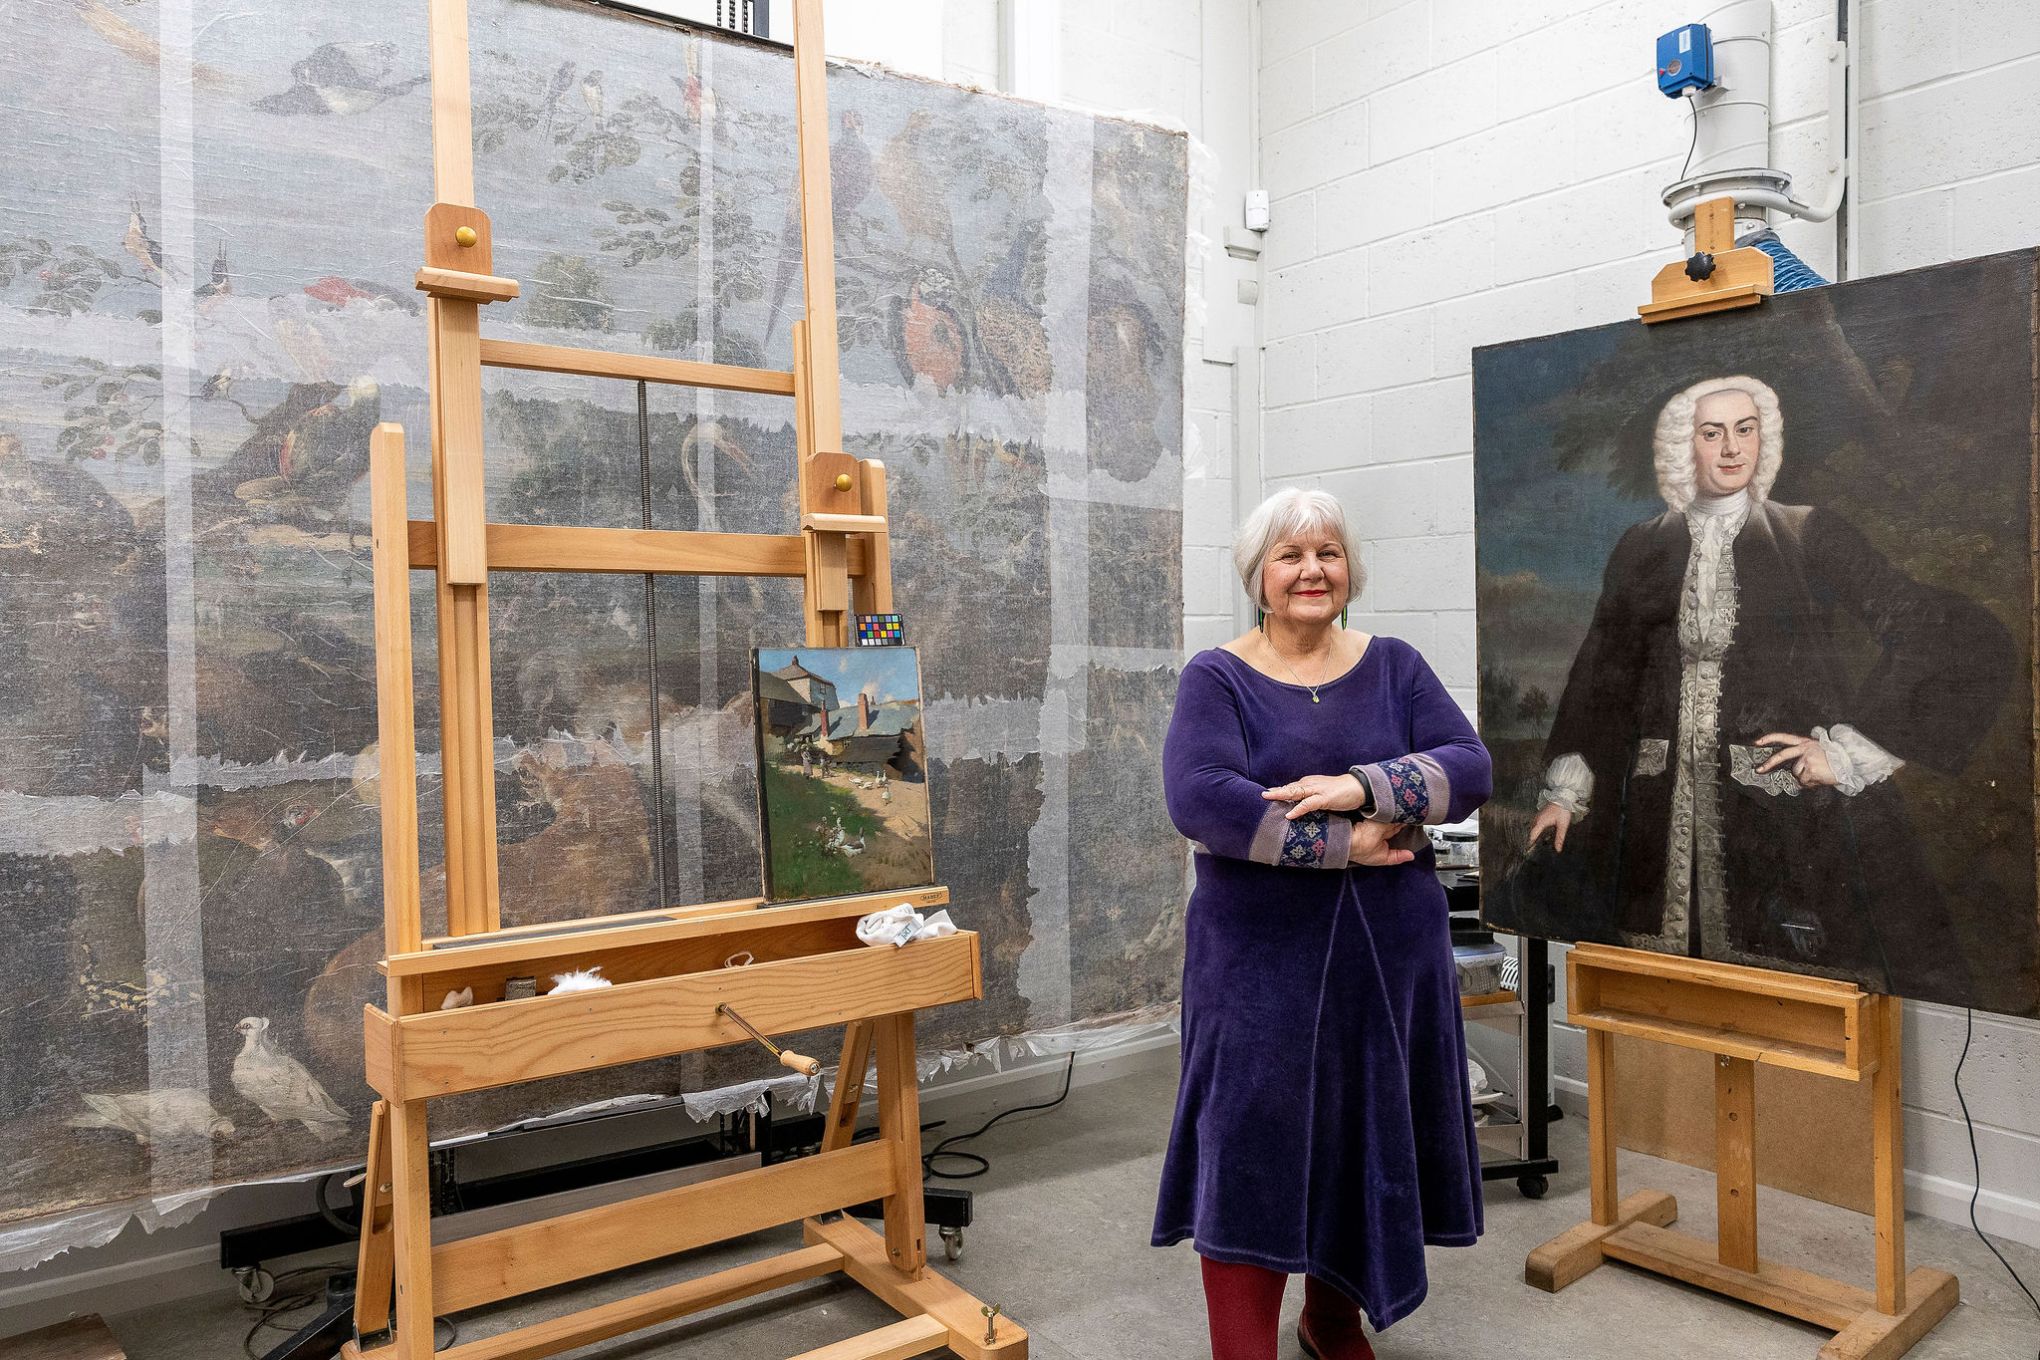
left=1536, top=499, right=2012, bottom=998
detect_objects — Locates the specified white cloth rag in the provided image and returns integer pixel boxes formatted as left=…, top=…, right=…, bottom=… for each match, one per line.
left=856, top=904, right=958, bottom=949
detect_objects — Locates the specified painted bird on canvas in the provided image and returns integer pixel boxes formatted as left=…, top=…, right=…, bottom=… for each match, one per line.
left=972, top=222, right=1053, bottom=397
left=234, top=1017, right=349, bottom=1140
left=69, top=1089, right=235, bottom=1144
left=123, top=198, right=167, bottom=281
left=888, top=268, right=968, bottom=393
left=763, top=109, right=873, bottom=342
left=195, top=238, right=231, bottom=305
left=255, top=41, right=428, bottom=116
left=219, top=377, right=380, bottom=517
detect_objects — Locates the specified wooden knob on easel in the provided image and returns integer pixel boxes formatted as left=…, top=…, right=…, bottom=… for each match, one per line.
left=834, top=472, right=853, bottom=491
left=779, top=1049, right=822, bottom=1076
left=454, top=226, right=478, bottom=247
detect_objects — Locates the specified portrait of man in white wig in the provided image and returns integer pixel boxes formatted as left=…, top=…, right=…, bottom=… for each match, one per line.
left=1520, top=374, right=2012, bottom=994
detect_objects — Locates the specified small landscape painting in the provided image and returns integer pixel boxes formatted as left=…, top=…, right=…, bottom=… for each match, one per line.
left=753, top=647, right=935, bottom=902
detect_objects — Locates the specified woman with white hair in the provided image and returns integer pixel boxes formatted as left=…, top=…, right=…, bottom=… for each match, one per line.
left=1521, top=374, right=2011, bottom=993
left=1152, top=487, right=1491, bottom=1360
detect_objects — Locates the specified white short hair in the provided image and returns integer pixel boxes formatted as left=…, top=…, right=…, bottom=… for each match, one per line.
left=1231, top=488, right=1365, bottom=611
left=1652, top=375, right=1784, bottom=512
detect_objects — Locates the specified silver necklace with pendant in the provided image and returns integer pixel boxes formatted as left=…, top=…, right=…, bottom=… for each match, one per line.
left=1269, top=642, right=1329, bottom=703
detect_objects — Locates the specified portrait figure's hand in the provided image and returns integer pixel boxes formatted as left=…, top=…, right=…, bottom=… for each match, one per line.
left=1262, top=773, right=1367, bottom=821
left=1755, top=732, right=1837, bottom=788
left=1527, top=802, right=1572, bottom=852
left=1350, top=818, right=1416, bottom=868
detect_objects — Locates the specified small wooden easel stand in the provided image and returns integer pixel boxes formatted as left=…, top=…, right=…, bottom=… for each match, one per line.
left=339, top=4, right=1026, bottom=1358
left=1526, top=944, right=1958, bottom=1358
left=1527, top=196, right=1959, bottom=1359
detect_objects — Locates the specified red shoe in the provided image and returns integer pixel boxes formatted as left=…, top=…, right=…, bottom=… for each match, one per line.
left=1297, top=1275, right=1374, bottom=1360
left=1296, top=1316, right=1374, bottom=1360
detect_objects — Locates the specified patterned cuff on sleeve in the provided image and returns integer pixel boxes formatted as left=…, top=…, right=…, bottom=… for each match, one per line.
left=1354, top=754, right=1450, bottom=826
left=1251, top=804, right=1353, bottom=868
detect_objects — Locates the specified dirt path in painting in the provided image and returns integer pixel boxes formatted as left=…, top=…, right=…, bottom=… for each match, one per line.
left=812, top=771, right=933, bottom=884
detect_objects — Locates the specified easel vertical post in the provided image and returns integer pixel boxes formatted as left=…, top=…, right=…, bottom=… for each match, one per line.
left=875, top=1011, right=928, bottom=1275
left=1872, top=995, right=1907, bottom=1314
left=824, top=1020, right=876, bottom=1152
left=1715, top=1055, right=1758, bottom=1272
left=424, top=0, right=475, bottom=206
left=388, top=1100, right=435, bottom=1360
left=368, top=424, right=421, bottom=963
left=1587, top=1026, right=1616, bottom=1227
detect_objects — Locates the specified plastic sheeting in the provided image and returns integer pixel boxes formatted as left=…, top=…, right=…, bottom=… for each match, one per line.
left=0, top=0, right=1191, bottom=1265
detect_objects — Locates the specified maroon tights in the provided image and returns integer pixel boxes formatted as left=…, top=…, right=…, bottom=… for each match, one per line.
left=1199, top=1256, right=1374, bottom=1360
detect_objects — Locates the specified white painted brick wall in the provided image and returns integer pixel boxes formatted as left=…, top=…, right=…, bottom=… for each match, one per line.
left=1257, top=0, right=2040, bottom=1244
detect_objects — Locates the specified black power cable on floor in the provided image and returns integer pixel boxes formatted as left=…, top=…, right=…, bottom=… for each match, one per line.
left=1954, top=1007, right=2040, bottom=1360
left=920, top=1053, right=1077, bottom=1181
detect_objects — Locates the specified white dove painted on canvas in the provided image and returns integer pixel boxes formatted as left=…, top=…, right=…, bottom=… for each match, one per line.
left=68, top=1089, right=235, bottom=1144
left=233, top=1017, right=349, bottom=1141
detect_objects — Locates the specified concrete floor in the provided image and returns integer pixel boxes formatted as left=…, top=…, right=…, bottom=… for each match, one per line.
left=103, top=1062, right=2040, bottom=1359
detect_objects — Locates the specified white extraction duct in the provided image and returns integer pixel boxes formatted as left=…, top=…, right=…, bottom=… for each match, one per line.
left=1659, top=0, right=1857, bottom=257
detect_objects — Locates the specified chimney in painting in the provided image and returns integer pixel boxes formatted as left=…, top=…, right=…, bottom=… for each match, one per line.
left=857, top=692, right=872, bottom=734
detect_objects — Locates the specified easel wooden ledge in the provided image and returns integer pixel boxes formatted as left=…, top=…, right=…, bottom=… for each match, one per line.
left=1525, top=944, right=1957, bottom=1359
left=339, top=3, right=1026, bottom=1358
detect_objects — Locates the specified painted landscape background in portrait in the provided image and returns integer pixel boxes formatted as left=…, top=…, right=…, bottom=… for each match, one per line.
left=1474, top=249, right=2040, bottom=1020
left=0, top=0, right=1186, bottom=1254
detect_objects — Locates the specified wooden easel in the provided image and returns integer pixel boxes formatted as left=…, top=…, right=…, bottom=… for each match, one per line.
left=1526, top=946, right=1957, bottom=1358
left=339, top=4, right=1025, bottom=1357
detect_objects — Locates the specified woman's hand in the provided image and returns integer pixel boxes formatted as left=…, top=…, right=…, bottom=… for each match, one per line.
left=1262, top=773, right=1367, bottom=820
left=1527, top=802, right=1572, bottom=852
left=1350, top=818, right=1416, bottom=868
left=1755, top=732, right=1838, bottom=788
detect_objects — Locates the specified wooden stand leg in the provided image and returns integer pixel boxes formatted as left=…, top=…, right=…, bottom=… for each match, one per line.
left=1527, top=1028, right=1680, bottom=1292
left=1588, top=1026, right=1617, bottom=1226
left=389, top=1100, right=435, bottom=1360
left=874, top=1011, right=927, bottom=1275
left=1871, top=996, right=1906, bottom=1314
left=353, top=1101, right=396, bottom=1338
left=824, top=1021, right=876, bottom=1152
left=1716, top=1055, right=1758, bottom=1272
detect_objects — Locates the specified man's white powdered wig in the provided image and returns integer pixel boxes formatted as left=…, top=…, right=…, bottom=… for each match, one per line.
left=1232, top=487, right=1365, bottom=612
left=1652, top=374, right=1784, bottom=512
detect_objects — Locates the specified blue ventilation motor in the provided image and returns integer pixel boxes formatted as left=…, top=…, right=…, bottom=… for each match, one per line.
left=1656, top=22, right=1716, bottom=97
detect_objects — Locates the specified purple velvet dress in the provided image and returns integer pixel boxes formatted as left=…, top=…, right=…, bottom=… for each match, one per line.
left=1151, top=637, right=1491, bottom=1330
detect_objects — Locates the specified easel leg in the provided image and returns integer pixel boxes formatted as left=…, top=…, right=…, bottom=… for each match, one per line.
left=1588, top=1027, right=1616, bottom=1226
left=875, top=1011, right=928, bottom=1276
left=1526, top=1027, right=1677, bottom=1292
left=1715, top=1056, right=1758, bottom=1272
left=1872, top=996, right=1906, bottom=1314
left=353, top=1101, right=396, bottom=1338
left=389, top=1100, right=435, bottom=1360
left=825, top=1021, right=876, bottom=1152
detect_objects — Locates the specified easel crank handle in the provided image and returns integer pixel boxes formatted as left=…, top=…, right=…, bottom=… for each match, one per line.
left=717, top=1003, right=823, bottom=1076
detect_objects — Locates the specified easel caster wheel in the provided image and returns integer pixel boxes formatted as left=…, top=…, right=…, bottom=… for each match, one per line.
left=941, top=1226, right=964, bottom=1261
left=1517, top=1174, right=1549, bottom=1200
left=236, top=1265, right=276, bottom=1303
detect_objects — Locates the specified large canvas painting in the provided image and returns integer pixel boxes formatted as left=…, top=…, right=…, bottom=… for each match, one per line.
left=0, top=0, right=1186, bottom=1258
left=1476, top=248, right=2040, bottom=1019
left=753, top=647, right=934, bottom=901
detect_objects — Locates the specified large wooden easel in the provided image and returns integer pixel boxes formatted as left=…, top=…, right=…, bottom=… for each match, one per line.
left=1526, top=200, right=1958, bottom=1360
left=340, top=4, right=1025, bottom=1357
left=1527, top=947, right=1956, bottom=1359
